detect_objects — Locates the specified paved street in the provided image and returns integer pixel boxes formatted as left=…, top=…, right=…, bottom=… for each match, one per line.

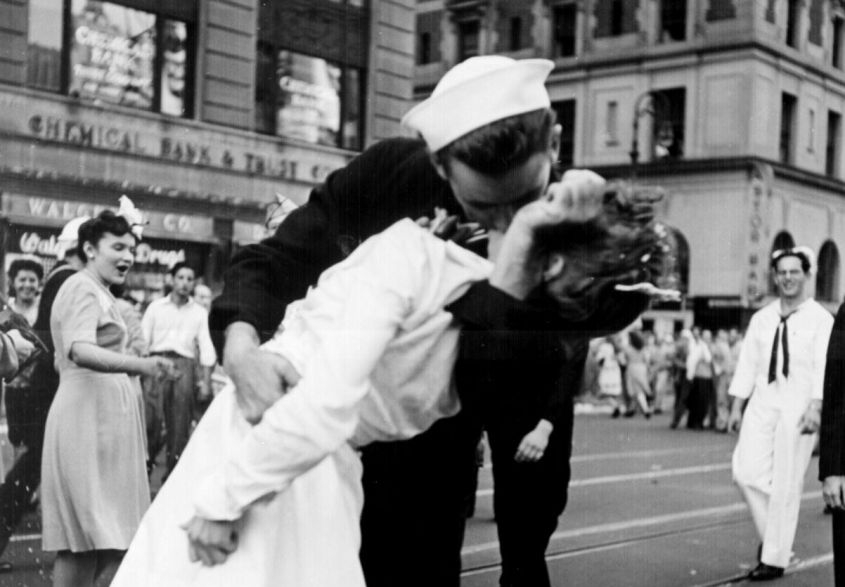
left=461, top=410, right=836, bottom=586
left=0, top=410, right=837, bottom=586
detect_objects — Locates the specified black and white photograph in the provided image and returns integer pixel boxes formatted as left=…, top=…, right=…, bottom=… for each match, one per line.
left=0, top=1, right=845, bottom=586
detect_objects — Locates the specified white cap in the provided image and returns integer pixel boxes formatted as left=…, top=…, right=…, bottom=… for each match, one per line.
left=56, top=216, right=90, bottom=260
left=402, top=56, right=554, bottom=152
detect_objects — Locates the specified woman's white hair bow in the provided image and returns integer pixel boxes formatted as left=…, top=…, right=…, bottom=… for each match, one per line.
left=117, top=195, right=148, bottom=240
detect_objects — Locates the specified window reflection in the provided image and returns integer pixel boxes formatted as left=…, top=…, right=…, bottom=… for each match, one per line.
left=258, top=49, right=363, bottom=150
left=160, top=20, right=187, bottom=116
left=276, top=51, right=341, bottom=146
left=26, top=0, right=191, bottom=118
left=68, top=0, right=156, bottom=109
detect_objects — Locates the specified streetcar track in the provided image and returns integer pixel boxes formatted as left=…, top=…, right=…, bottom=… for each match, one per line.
left=461, top=516, right=749, bottom=577
left=462, top=490, right=827, bottom=583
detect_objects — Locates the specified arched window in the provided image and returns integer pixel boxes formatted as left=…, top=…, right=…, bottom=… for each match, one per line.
left=816, top=240, right=841, bottom=302
left=769, top=231, right=795, bottom=295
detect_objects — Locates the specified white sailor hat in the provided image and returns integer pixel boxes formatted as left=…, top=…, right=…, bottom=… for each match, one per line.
left=402, top=56, right=554, bottom=153
left=56, top=216, right=91, bottom=260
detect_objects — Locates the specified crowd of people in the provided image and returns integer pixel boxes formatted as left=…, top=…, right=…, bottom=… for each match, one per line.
left=582, top=325, right=744, bottom=428
left=0, top=53, right=842, bottom=587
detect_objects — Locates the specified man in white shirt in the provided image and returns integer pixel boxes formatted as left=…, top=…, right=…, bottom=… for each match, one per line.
left=142, top=262, right=216, bottom=477
left=728, top=247, right=834, bottom=581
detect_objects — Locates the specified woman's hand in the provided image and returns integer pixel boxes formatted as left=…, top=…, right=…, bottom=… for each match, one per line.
left=144, top=356, right=180, bottom=382
left=181, top=516, right=239, bottom=566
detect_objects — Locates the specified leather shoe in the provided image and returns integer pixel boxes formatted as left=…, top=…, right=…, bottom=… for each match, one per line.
left=748, top=562, right=784, bottom=581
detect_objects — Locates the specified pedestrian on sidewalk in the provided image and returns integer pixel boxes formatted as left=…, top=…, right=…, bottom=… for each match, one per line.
left=684, top=326, right=714, bottom=430
left=728, top=246, right=833, bottom=581
left=141, top=262, right=216, bottom=478
left=670, top=329, right=692, bottom=428
left=40, top=207, right=179, bottom=587
left=596, top=336, right=624, bottom=416
left=624, top=329, right=653, bottom=418
left=0, top=217, right=86, bottom=574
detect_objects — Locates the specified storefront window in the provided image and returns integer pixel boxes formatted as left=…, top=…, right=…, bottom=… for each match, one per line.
left=25, top=0, right=194, bottom=118
left=257, top=48, right=364, bottom=150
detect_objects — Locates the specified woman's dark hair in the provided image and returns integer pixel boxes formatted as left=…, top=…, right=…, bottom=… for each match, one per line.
left=77, top=211, right=135, bottom=263
left=434, top=108, right=556, bottom=175
left=8, top=258, right=44, bottom=282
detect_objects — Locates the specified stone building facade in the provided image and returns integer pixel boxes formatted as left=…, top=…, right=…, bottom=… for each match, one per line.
left=414, top=0, right=845, bottom=332
left=0, top=0, right=415, bottom=299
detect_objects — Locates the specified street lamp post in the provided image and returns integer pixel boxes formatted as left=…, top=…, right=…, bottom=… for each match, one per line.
left=629, top=90, right=671, bottom=180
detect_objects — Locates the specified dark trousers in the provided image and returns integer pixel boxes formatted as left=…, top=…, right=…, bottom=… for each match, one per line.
left=487, top=405, right=573, bottom=587
left=686, top=377, right=713, bottom=429
left=671, top=377, right=691, bottom=427
left=144, top=354, right=197, bottom=473
left=359, top=410, right=481, bottom=587
left=0, top=441, right=41, bottom=555
left=834, top=510, right=845, bottom=586
left=705, top=376, right=719, bottom=429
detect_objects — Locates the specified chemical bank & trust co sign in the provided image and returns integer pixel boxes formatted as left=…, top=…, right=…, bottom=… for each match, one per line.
left=0, top=92, right=341, bottom=184
left=26, top=114, right=337, bottom=183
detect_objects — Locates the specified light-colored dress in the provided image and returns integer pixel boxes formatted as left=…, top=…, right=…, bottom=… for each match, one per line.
left=112, top=219, right=492, bottom=587
left=41, top=270, right=150, bottom=552
left=596, top=340, right=622, bottom=396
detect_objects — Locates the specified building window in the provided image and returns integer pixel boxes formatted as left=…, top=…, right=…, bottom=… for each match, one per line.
left=418, top=32, right=432, bottom=65
left=780, top=93, right=797, bottom=164
left=809, top=0, right=824, bottom=46
left=458, top=20, right=481, bottom=61
left=611, top=0, right=624, bottom=35
left=509, top=17, right=522, bottom=50
left=552, top=99, right=576, bottom=168
left=816, top=240, right=841, bottom=302
left=255, top=46, right=363, bottom=150
left=553, top=3, right=577, bottom=57
left=605, top=101, right=618, bottom=145
left=660, top=0, right=687, bottom=42
left=833, top=16, right=844, bottom=69
left=808, top=109, right=816, bottom=152
left=594, top=0, right=636, bottom=38
left=25, top=0, right=195, bottom=117
left=786, top=0, right=801, bottom=48
left=827, top=110, right=841, bottom=176
left=654, top=88, right=685, bottom=160
left=27, top=0, right=63, bottom=92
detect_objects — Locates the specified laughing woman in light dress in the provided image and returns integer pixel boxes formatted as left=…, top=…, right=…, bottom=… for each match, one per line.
left=40, top=210, right=176, bottom=587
